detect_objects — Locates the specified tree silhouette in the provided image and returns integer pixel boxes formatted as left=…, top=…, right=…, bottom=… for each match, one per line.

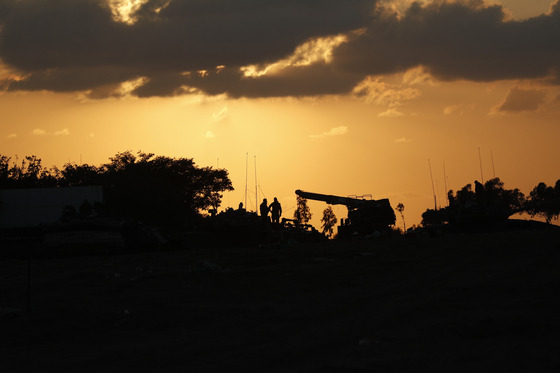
left=0, top=155, right=58, bottom=188
left=321, top=206, right=337, bottom=238
left=396, top=202, right=406, bottom=232
left=0, top=151, right=234, bottom=225
left=423, top=177, right=525, bottom=226
left=526, top=180, right=560, bottom=223
left=294, top=196, right=312, bottom=225
left=99, top=151, right=233, bottom=224
left=60, top=163, right=101, bottom=186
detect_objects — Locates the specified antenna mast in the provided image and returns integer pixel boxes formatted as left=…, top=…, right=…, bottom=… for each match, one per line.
left=254, top=155, right=258, bottom=212
left=428, top=159, right=437, bottom=210
left=436, top=179, right=441, bottom=210
left=478, top=147, right=484, bottom=183
left=491, top=150, right=496, bottom=179
left=245, top=153, right=248, bottom=210
left=443, top=160, right=448, bottom=207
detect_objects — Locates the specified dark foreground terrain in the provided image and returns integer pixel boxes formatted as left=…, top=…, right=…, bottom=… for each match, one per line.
left=2, top=228, right=560, bottom=372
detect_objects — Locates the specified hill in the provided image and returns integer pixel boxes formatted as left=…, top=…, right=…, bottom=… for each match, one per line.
left=2, top=228, right=560, bottom=372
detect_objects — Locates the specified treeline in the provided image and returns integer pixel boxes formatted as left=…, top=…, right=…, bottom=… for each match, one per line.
left=0, top=151, right=233, bottom=224
left=422, top=177, right=560, bottom=225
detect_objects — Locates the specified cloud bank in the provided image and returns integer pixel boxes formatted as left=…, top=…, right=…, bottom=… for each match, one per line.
left=1, top=0, right=559, bottom=98
left=495, top=86, right=549, bottom=113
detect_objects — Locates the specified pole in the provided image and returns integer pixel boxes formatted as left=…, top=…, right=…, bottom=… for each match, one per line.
left=478, top=147, right=484, bottom=183
left=428, top=159, right=437, bottom=210
left=436, top=179, right=441, bottom=209
left=491, top=150, right=496, bottom=179
left=245, top=153, right=248, bottom=210
left=443, top=160, right=448, bottom=206
left=254, top=155, right=258, bottom=213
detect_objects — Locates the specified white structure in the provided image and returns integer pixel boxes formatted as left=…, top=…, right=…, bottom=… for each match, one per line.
left=0, top=186, right=103, bottom=228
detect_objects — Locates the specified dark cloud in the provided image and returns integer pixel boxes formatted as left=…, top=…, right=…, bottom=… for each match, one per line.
left=8, top=67, right=138, bottom=93
left=496, top=87, right=548, bottom=112
left=154, top=63, right=362, bottom=98
left=0, top=0, right=372, bottom=96
left=333, top=1, right=560, bottom=82
left=0, top=0, right=372, bottom=71
left=1, top=0, right=560, bottom=98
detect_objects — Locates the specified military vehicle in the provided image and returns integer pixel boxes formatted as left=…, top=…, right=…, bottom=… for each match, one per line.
left=295, top=190, right=396, bottom=238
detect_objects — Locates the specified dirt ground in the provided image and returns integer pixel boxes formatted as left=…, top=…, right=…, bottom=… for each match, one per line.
left=2, top=228, right=560, bottom=372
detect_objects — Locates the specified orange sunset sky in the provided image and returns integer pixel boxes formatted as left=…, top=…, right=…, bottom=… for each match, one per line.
left=1, top=0, right=559, bottom=229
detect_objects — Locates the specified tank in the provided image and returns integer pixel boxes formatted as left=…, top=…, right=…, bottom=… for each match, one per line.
left=295, top=190, right=396, bottom=238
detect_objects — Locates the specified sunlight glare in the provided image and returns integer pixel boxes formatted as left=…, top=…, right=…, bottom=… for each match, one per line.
left=109, top=0, right=150, bottom=24
left=378, top=0, right=429, bottom=19
left=116, top=76, right=149, bottom=96
left=0, top=63, right=27, bottom=84
left=352, top=76, right=421, bottom=107
left=240, top=34, right=347, bottom=78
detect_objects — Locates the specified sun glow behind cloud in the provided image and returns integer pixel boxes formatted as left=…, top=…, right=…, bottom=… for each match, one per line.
left=381, top=0, right=557, bottom=20
left=240, top=34, right=348, bottom=78
left=353, top=76, right=421, bottom=107
left=109, top=0, right=150, bottom=24
left=0, top=63, right=27, bottom=85
left=116, top=77, right=149, bottom=96
left=379, top=0, right=430, bottom=19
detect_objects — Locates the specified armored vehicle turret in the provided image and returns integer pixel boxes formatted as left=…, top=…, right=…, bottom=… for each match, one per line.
left=295, top=190, right=396, bottom=238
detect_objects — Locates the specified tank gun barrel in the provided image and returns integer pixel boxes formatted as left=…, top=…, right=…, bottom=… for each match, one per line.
left=295, top=189, right=378, bottom=208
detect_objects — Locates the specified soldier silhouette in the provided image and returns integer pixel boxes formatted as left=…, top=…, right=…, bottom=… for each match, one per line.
left=259, top=198, right=270, bottom=223
left=270, top=197, right=282, bottom=224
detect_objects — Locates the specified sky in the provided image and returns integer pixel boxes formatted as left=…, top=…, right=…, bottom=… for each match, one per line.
left=1, top=0, right=559, bottom=229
